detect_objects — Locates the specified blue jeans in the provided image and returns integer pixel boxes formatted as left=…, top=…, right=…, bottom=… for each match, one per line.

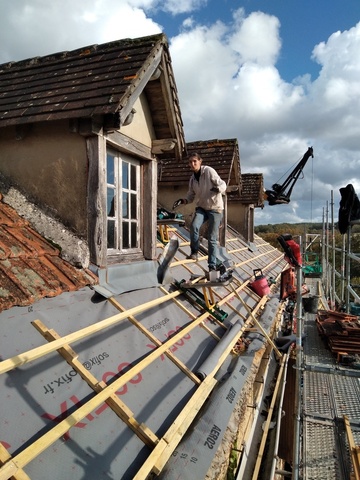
left=190, top=207, right=222, bottom=269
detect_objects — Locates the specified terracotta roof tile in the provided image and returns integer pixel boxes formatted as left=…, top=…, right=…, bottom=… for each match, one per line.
left=228, top=173, right=264, bottom=207
left=0, top=194, right=97, bottom=312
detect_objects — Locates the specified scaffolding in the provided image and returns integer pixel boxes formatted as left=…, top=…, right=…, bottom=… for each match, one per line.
left=318, top=190, right=360, bottom=313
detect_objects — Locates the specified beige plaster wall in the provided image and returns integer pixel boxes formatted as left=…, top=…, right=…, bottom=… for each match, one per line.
left=0, top=120, right=88, bottom=236
left=227, top=203, right=253, bottom=241
left=120, top=94, right=155, bottom=146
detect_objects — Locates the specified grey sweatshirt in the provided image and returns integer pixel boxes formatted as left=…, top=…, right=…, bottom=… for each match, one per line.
left=185, top=165, right=227, bottom=212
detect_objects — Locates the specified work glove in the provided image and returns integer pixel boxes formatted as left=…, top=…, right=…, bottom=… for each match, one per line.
left=173, top=199, right=185, bottom=209
left=210, top=187, right=220, bottom=193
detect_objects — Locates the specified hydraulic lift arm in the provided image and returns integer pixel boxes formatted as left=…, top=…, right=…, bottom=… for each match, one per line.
left=265, top=147, right=314, bottom=205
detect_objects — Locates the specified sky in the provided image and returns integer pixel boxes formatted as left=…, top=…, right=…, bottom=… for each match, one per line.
left=1, top=0, right=360, bottom=225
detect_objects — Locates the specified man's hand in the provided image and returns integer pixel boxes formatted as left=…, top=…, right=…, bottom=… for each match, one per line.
left=210, top=187, right=220, bottom=193
left=173, top=199, right=185, bottom=209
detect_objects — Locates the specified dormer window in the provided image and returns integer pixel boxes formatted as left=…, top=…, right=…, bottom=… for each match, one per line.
left=106, top=149, right=141, bottom=257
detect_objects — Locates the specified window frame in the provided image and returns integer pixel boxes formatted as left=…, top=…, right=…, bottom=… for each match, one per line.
left=87, top=132, right=157, bottom=268
left=106, top=148, right=143, bottom=260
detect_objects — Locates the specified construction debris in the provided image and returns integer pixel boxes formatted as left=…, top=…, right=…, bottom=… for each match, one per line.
left=316, top=309, right=360, bottom=359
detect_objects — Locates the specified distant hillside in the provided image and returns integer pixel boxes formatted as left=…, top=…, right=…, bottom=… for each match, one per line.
left=255, top=223, right=323, bottom=235
left=255, top=222, right=360, bottom=259
left=254, top=223, right=324, bottom=249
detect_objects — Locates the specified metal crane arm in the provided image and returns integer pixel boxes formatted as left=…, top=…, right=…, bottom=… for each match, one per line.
left=265, top=147, right=314, bottom=205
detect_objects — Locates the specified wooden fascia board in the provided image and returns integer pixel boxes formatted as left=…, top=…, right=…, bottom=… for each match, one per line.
left=225, top=153, right=240, bottom=188
left=227, top=155, right=236, bottom=185
left=158, top=54, right=184, bottom=160
left=233, top=151, right=241, bottom=185
left=117, top=46, right=163, bottom=127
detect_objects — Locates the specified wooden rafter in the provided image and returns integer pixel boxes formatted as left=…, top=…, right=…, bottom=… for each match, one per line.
left=32, top=319, right=159, bottom=448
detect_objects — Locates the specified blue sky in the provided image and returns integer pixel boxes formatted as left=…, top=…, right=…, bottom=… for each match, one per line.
left=1, top=0, right=360, bottom=225
left=152, top=0, right=360, bottom=81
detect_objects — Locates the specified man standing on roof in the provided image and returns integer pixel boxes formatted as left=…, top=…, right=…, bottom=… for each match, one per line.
left=173, top=152, right=227, bottom=273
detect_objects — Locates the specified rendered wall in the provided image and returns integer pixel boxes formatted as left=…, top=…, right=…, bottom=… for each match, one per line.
left=227, top=202, right=254, bottom=242
left=120, top=94, right=155, bottom=147
left=0, top=120, right=88, bottom=236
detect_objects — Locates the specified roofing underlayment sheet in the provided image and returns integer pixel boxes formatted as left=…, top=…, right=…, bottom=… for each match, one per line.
left=0, top=229, right=286, bottom=479
left=0, top=286, right=281, bottom=479
left=159, top=297, right=280, bottom=480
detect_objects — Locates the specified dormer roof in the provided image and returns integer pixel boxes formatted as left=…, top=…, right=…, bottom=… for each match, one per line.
left=0, top=34, right=185, bottom=159
left=159, top=138, right=241, bottom=189
left=228, top=173, right=264, bottom=207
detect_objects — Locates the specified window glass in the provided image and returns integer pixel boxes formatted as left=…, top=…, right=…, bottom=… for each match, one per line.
left=122, top=191, right=129, bottom=219
left=131, top=193, right=137, bottom=218
left=122, top=162, right=128, bottom=189
left=107, top=188, right=115, bottom=217
left=107, top=219, right=115, bottom=248
left=130, top=164, right=136, bottom=190
left=122, top=221, right=129, bottom=249
left=131, top=223, right=137, bottom=248
left=107, top=153, right=115, bottom=185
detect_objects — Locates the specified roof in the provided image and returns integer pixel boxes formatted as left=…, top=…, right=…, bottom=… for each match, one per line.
left=0, top=219, right=287, bottom=479
left=0, top=193, right=97, bottom=312
left=228, top=173, right=265, bottom=207
left=0, top=33, right=185, bottom=158
left=158, top=138, right=241, bottom=188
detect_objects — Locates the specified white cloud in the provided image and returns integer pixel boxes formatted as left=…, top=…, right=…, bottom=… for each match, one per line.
left=170, top=9, right=305, bottom=142
left=168, top=12, right=360, bottom=224
left=303, top=22, right=360, bottom=154
left=162, top=0, right=207, bottom=15
left=229, top=10, right=282, bottom=65
left=0, top=1, right=359, bottom=225
left=0, top=0, right=162, bottom=63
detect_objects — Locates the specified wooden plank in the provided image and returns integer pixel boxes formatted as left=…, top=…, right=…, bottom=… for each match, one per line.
left=143, top=315, right=257, bottom=477
left=230, top=283, right=282, bottom=359
left=344, top=415, right=360, bottom=480
left=0, top=444, right=30, bottom=480
left=159, top=286, right=224, bottom=339
left=107, top=130, right=152, bottom=161
left=0, top=289, right=182, bottom=375
left=252, top=353, right=289, bottom=479
left=108, top=297, right=201, bottom=385
left=86, top=135, right=107, bottom=267
left=32, top=319, right=158, bottom=448
left=133, top=376, right=218, bottom=479
left=143, top=158, right=157, bottom=259
left=0, top=306, right=214, bottom=480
